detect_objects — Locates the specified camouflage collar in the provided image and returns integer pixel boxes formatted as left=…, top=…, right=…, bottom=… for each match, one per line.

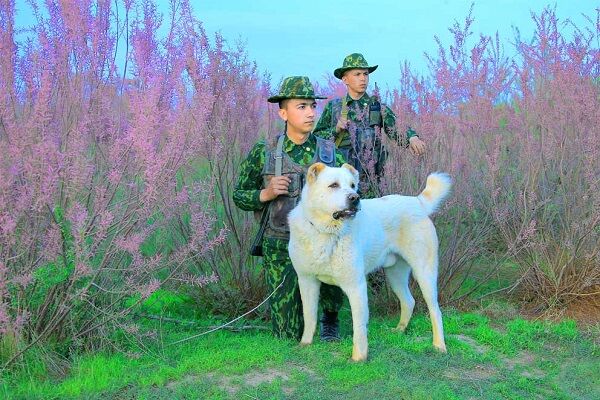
left=345, top=92, right=370, bottom=105
left=283, top=133, right=316, bottom=153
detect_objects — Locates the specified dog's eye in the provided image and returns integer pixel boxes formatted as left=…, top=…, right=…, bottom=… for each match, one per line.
left=328, top=182, right=339, bottom=189
left=351, top=183, right=356, bottom=189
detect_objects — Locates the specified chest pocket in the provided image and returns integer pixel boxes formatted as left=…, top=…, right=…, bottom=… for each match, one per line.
left=267, top=172, right=303, bottom=233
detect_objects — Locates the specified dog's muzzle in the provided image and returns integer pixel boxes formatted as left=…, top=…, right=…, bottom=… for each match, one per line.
left=332, top=193, right=360, bottom=220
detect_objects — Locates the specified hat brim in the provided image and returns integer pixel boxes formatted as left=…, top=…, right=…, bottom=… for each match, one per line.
left=333, top=65, right=378, bottom=79
left=267, top=95, right=327, bottom=103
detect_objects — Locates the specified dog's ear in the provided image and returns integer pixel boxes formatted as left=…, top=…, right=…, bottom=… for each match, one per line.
left=342, top=163, right=359, bottom=182
left=307, top=162, right=327, bottom=185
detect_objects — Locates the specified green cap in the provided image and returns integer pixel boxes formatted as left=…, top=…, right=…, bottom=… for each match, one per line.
left=333, top=53, right=378, bottom=79
left=267, top=76, right=327, bottom=103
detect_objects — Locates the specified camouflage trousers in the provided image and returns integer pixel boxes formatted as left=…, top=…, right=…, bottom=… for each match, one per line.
left=262, top=237, right=344, bottom=341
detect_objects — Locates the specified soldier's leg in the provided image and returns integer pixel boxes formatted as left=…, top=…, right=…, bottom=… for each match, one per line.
left=262, top=238, right=303, bottom=341
left=319, top=283, right=344, bottom=341
left=320, top=284, right=344, bottom=313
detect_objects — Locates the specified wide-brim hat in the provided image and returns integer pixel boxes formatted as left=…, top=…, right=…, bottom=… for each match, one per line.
left=267, top=76, right=327, bottom=103
left=333, top=53, right=378, bottom=79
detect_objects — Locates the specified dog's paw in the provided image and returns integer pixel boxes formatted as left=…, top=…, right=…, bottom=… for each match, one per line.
left=433, top=343, right=447, bottom=353
left=392, top=324, right=408, bottom=333
left=351, top=343, right=368, bottom=362
left=299, top=340, right=312, bottom=347
left=350, top=353, right=368, bottom=362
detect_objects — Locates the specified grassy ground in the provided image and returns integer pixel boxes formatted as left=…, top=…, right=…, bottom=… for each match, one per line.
left=2, top=300, right=599, bottom=400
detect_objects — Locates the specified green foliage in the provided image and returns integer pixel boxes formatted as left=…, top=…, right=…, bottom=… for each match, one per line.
left=124, top=289, right=198, bottom=319
left=32, top=262, right=71, bottom=291
left=3, top=311, right=598, bottom=400
left=61, top=354, right=140, bottom=397
left=28, top=206, right=76, bottom=308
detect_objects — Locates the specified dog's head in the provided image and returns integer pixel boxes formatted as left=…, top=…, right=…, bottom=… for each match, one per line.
left=303, top=162, right=361, bottom=222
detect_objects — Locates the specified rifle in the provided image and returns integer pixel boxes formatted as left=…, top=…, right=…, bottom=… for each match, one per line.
left=250, top=205, right=270, bottom=257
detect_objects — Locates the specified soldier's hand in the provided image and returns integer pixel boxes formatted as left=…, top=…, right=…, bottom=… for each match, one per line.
left=335, top=117, right=348, bottom=134
left=409, top=136, right=426, bottom=156
left=260, top=175, right=291, bottom=202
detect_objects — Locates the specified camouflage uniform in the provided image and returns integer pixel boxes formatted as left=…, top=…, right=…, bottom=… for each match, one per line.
left=233, top=77, right=346, bottom=340
left=314, top=53, right=419, bottom=198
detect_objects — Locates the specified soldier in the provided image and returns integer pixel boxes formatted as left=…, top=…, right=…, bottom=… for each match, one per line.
left=233, top=76, right=345, bottom=341
left=314, top=53, right=426, bottom=198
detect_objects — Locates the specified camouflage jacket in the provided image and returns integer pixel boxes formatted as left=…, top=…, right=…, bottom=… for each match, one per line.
left=233, top=133, right=346, bottom=212
left=313, top=93, right=418, bottom=147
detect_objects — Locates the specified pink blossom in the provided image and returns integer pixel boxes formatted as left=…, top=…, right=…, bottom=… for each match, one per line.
left=66, top=202, right=88, bottom=234
left=0, top=302, right=9, bottom=334
left=11, top=273, right=33, bottom=288
left=140, top=278, right=160, bottom=300
left=115, top=233, right=145, bottom=255
left=0, top=213, right=16, bottom=237
left=14, top=310, right=30, bottom=332
left=123, top=324, right=140, bottom=334
left=176, top=271, right=219, bottom=288
left=74, top=263, right=92, bottom=278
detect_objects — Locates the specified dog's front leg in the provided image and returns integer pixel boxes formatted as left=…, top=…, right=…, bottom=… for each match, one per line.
left=297, top=274, right=321, bottom=345
left=343, top=279, right=369, bottom=361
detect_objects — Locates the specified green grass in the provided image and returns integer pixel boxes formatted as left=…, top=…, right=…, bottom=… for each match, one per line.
left=2, top=305, right=599, bottom=400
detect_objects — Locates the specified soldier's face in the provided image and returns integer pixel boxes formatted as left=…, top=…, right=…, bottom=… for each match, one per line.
left=278, top=99, right=317, bottom=135
left=342, top=69, right=369, bottom=95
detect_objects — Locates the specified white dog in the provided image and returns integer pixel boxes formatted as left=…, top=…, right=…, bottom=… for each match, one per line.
left=288, top=162, right=451, bottom=361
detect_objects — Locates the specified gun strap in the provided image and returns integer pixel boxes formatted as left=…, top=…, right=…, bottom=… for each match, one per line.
left=275, top=134, right=284, bottom=177
left=335, top=96, right=349, bottom=148
left=341, top=95, right=349, bottom=119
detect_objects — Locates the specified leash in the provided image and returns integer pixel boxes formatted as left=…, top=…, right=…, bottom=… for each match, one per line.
left=168, top=273, right=287, bottom=346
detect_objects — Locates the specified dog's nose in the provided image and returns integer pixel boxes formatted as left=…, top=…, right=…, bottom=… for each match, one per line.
left=348, top=193, right=360, bottom=205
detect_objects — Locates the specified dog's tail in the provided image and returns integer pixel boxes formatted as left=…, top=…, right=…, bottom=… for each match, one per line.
left=417, top=172, right=452, bottom=215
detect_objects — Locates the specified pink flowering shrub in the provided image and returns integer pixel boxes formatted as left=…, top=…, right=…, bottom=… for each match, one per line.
left=1, top=0, right=597, bottom=370
left=176, top=34, right=275, bottom=316
left=0, top=0, right=268, bottom=367
left=379, top=6, right=599, bottom=308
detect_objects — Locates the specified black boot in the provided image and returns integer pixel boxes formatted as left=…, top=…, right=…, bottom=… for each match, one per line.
left=320, top=310, right=340, bottom=342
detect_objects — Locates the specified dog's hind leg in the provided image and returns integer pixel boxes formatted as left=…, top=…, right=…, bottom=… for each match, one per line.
left=298, top=274, right=321, bottom=345
left=385, top=261, right=415, bottom=332
left=411, top=266, right=447, bottom=353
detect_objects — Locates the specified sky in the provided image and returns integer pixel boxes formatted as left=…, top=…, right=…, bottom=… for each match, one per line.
left=13, top=1, right=599, bottom=90
left=190, top=0, right=597, bottom=90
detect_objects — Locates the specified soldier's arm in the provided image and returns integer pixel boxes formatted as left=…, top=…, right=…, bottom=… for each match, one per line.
left=406, top=127, right=419, bottom=146
left=233, top=141, right=267, bottom=211
left=382, top=104, right=399, bottom=142
left=313, top=101, right=336, bottom=141
left=383, top=105, right=418, bottom=148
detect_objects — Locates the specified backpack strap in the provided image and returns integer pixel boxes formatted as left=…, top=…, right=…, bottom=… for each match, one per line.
left=341, top=95, right=349, bottom=119
left=335, top=96, right=349, bottom=147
